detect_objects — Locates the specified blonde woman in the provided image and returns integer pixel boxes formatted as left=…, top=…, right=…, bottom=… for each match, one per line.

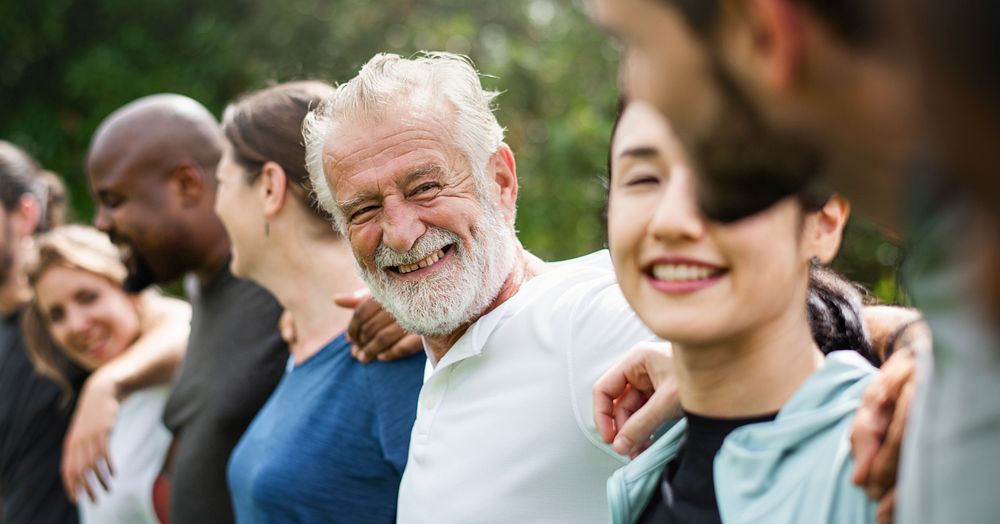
left=22, top=225, right=190, bottom=523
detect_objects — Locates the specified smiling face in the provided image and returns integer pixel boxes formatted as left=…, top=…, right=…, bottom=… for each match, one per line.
left=607, top=102, right=821, bottom=346
left=213, top=145, right=266, bottom=279
left=34, top=265, right=140, bottom=371
left=323, top=104, right=517, bottom=336
left=87, top=144, right=192, bottom=292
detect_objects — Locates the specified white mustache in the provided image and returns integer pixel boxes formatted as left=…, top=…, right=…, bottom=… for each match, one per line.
left=374, top=228, right=460, bottom=268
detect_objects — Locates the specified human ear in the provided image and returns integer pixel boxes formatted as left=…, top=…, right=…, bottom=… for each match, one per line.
left=491, top=144, right=519, bottom=223
left=804, top=195, right=849, bottom=265
left=721, top=0, right=804, bottom=92
left=260, top=161, right=288, bottom=219
left=171, top=164, right=208, bottom=208
left=9, top=194, right=42, bottom=237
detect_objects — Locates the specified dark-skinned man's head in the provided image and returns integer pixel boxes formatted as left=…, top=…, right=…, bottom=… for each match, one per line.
left=87, top=94, right=229, bottom=292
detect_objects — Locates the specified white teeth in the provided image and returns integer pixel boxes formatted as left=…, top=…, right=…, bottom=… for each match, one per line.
left=397, top=249, right=445, bottom=274
left=651, top=264, right=716, bottom=282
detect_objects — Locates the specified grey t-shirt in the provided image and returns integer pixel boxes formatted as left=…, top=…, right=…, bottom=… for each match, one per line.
left=0, top=310, right=78, bottom=524
left=898, top=166, right=1000, bottom=524
left=162, top=266, right=286, bottom=524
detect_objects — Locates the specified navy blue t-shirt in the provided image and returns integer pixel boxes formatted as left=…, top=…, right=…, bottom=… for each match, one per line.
left=227, top=333, right=425, bottom=523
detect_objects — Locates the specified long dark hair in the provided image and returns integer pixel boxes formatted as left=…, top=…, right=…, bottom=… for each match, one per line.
left=607, top=100, right=874, bottom=362
left=221, top=81, right=337, bottom=224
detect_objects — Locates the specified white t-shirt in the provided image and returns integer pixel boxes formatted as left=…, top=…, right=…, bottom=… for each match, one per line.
left=78, top=385, right=172, bottom=524
left=397, top=250, right=659, bottom=523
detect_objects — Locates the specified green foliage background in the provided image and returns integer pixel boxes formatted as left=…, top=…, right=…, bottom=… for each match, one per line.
left=0, top=0, right=903, bottom=301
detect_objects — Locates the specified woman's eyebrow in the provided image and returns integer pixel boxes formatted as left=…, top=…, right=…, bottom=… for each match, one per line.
left=617, top=146, right=659, bottom=160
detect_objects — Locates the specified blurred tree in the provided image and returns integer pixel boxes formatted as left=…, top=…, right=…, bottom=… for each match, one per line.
left=0, top=0, right=902, bottom=301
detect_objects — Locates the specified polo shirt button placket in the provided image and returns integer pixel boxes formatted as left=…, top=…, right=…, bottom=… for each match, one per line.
left=415, top=367, right=451, bottom=438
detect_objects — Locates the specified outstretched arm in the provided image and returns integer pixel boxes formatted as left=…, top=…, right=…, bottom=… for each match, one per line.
left=62, top=294, right=190, bottom=502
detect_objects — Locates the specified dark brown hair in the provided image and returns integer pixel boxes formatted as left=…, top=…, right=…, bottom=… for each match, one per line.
left=0, top=141, right=67, bottom=232
left=221, top=81, right=337, bottom=223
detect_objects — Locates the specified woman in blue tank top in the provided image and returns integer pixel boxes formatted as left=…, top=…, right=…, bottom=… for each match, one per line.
left=215, top=82, right=425, bottom=524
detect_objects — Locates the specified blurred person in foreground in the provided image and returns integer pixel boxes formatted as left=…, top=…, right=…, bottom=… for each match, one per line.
left=304, top=51, right=661, bottom=523
left=22, top=225, right=190, bottom=523
left=86, top=93, right=418, bottom=524
left=587, top=0, right=997, bottom=521
left=217, top=81, right=424, bottom=523
left=889, top=1, right=1000, bottom=522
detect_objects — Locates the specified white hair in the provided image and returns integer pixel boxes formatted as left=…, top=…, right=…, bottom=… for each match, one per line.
left=303, top=52, right=506, bottom=231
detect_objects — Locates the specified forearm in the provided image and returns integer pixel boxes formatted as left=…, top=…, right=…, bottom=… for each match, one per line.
left=95, top=295, right=191, bottom=398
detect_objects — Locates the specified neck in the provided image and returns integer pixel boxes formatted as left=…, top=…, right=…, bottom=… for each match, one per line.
left=253, top=230, right=363, bottom=364
left=0, top=280, right=29, bottom=316
left=672, top=308, right=824, bottom=418
left=194, top=218, right=234, bottom=286
left=422, top=245, right=546, bottom=363
left=0, top=246, right=29, bottom=315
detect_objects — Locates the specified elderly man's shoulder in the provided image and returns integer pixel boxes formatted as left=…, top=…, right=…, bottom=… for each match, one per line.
left=522, top=249, right=637, bottom=324
left=525, top=249, right=616, bottom=298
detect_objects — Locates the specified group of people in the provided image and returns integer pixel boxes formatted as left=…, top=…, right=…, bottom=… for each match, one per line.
left=1, top=1, right=997, bottom=523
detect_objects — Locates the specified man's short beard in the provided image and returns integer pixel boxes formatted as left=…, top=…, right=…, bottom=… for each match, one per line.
left=355, top=197, right=517, bottom=337
left=692, top=50, right=826, bottom=222
left=122, top=253, right=157, bottom=293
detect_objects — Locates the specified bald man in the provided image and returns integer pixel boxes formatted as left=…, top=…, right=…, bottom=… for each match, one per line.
left=86, top=94, right=420, bottom=523
left=87, top=94, right=288, bottom=524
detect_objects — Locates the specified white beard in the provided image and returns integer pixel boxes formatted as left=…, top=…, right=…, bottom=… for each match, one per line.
left=354, top=199, right=516, bottom=337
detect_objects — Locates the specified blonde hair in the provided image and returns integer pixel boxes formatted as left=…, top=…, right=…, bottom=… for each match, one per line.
left=21, top=225, right=143, bottom=401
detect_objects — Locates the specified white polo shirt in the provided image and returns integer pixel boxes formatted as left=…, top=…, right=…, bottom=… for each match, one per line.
left=397, top=250, right=658, bottom=523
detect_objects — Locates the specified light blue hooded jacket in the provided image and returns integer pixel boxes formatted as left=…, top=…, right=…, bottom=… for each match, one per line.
left=607, top=351, right=878, bottom=524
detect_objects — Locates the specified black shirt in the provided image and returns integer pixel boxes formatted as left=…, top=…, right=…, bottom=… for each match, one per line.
left=0, top=310, right=78, bottom=524
left=162, top=266, right=287, bottom=524
left=637, top=411, right=778, bottom=524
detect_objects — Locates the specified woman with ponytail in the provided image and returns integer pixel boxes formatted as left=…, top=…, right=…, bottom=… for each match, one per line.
left=599, top=101, right=878, bottom=523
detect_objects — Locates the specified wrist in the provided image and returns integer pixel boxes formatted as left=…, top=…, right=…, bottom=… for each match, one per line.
left=87, top=365, right=127, bottom=401
left=883, top=317, right=928, bottom=360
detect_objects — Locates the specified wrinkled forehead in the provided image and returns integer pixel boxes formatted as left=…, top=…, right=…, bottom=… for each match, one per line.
left=322, top=103, right=463, bottom=181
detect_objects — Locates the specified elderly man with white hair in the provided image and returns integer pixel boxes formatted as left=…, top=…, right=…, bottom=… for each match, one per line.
left=303, top=52, right=657, bottom=523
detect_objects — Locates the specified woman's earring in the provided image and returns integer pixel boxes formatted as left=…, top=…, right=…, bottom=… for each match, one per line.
left=264, top=220, right=270, bottom=238
left=810, top=255, right=820, bottom=267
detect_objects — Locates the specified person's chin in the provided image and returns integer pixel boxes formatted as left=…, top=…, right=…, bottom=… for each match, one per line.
left=122, top=257, right=159, bottom=293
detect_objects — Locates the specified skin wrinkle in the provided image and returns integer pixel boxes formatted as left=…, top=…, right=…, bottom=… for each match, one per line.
left=336, top=164, right=448, bottom=218
left=331, top=128, right=478, bottom=239
left=326, top=127, right=448, bottom=178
